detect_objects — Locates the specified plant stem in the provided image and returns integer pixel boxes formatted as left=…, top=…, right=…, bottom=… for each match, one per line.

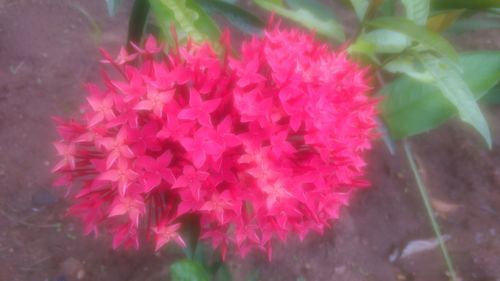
left=180, top=214, right=201, bottom=260
left=403, top=140, right=459, bottom=281
left=127, top=0, right=150, bottom=51
left=374, top=70, right=396, bottom=155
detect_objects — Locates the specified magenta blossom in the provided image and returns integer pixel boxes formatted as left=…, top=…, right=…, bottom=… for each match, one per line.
left=52, top=27, right=377, bottom=259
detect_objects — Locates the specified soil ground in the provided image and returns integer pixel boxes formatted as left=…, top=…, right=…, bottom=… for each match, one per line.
left=1, top=1, right=500, bottom=281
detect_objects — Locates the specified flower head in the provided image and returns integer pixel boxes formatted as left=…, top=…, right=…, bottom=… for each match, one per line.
left=52, top=28, right=377, bottom=258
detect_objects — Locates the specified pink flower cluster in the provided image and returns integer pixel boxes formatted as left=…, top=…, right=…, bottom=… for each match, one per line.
left=52, top=28, right=377, bottom=258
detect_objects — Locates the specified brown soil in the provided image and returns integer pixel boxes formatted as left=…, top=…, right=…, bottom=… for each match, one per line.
left=1, top=1, right=499, bottom=281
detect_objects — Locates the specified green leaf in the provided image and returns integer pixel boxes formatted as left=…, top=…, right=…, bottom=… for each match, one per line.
left=149, top=0, right=175, bottom=44
left=214, top=263, right=232, bottom=281
left=127, top=0, right=150, bottom=47
left=366, top=17, right=459, bottom=62
left=381, top=51, right=500, bottom=144
left=361, top=29, right=411, bottom=53
left=171, top=260, right=210, bottom=281
left=357, top=0, right=385, bottom=19
left=419, top=53, right=491, bottom=147
left=349, top=0, right=370, bottom=20
left=196, top=0, right=264, bottom=34
left=401, top=0, right=429, bottom=25
left=384, top=55, right=433, bottom=82
left=432, top=0, right=500, bottom=10
left=152, top=0, right=220, bottom=44
left=347, top=39, right=379, bottom=63
left=105, top=0, right=122, bottom=16
left=379, top=0, right=396, bottom=17
left=254, top=0, right=344, bottom=41
left=160, top=0, right=199, bottom=39
left=426, top=10, right=464, bottom=32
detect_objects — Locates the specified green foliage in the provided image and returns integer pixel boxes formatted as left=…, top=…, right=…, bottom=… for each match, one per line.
left=254, top=0, right=344, bottom=41
left=171, top=260, right=210, bottom=281
left=179, top=214, right=201, bottom=260
left=349, top=0, right=370, bottom=20
left=149, top=0, right=220, bottom=44
left=401, top=0, right=429, bottom=25
left=383, top=54, right=433, bottom=82
left=381, top=52, right=500, bottom=141
left=128, top=0, right=150, bottom=46
left=419, top=54, right=492, bottom=147
left=367, top=17, right=459, bottom=62
left=378, top=0, right=396, bottom=17
left=196, top=0, right=264, bottom=34
left=213, top=263, right=232, bottom=281
left=148, top=0, right=175, bottom=43
left=361, top=29, right=411, bottom=53
left=170, top=0, right=220, bottom=42
left=115, top=1, right=500, bottom=279
left=426, top=10, right=464, bottom=32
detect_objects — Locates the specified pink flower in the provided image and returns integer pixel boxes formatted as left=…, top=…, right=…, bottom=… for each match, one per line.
left=109, top=193, right=145, bottom=227
left=153, top=223, right=186, bottom=251
left=98, top=126, right=135, bottom=168
left=179, top=127, right=224, bottom=168
left=52, top=142, right=77, bottom=172
left=85, top=85, right=116, bottom=127
left=177, top=89, right=220, bottom=127
left=99, top=159, right=138, bottom=195
left=136, top=151, right=175, bottom=192
left=134, top=86, right=174, bottom=118
left=200, top=191, right=233, bottom=224
left=172, top=165, right=209, bottom=200
left=52, top=27, right=377, bottom=259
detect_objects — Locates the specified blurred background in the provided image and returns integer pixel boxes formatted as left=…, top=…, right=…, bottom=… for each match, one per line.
left=1, top=1, right=500, bottom=280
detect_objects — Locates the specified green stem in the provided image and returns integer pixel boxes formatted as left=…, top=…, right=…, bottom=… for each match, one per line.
left=180, top=214, right=201, bottom=260
left=403, top=140, right=459, bottom=281
left=127, top=0, right=150, bottom=50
